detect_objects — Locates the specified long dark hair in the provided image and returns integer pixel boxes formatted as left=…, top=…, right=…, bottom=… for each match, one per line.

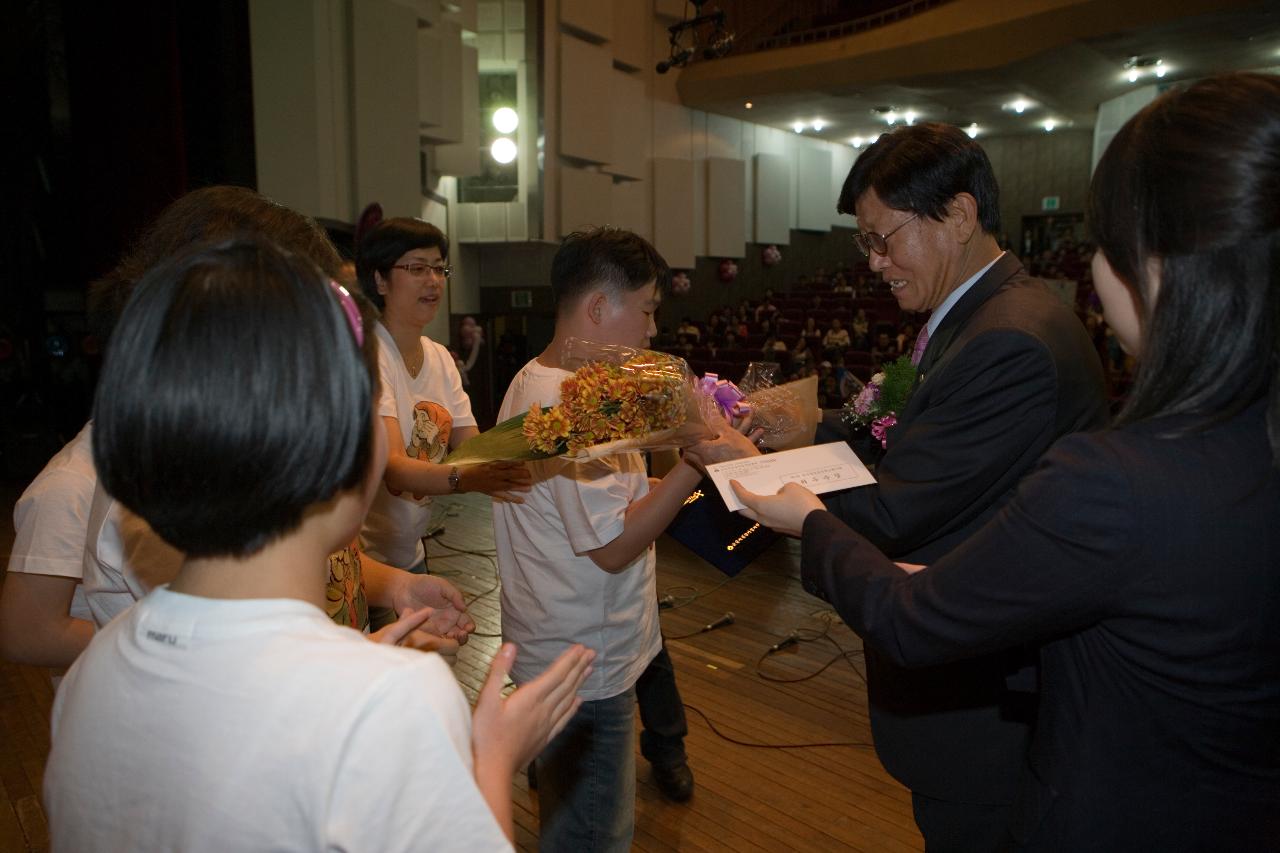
left=1090, top=72, right=1280, bottom=463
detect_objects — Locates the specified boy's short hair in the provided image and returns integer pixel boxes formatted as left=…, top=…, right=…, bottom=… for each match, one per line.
left=93, top=238, right=375, bottom=559
left=355, top=217, right=449, bottom=310
left=551, top=227, right=669, bottom=315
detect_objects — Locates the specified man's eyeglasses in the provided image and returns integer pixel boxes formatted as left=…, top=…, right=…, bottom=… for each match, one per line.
left=392, top=262, right=451, bottom=280
left=852, top=212, right=919, bottom=257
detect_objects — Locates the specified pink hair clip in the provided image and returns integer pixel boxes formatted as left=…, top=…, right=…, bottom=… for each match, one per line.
left=329, top=280, right=364, bottom=347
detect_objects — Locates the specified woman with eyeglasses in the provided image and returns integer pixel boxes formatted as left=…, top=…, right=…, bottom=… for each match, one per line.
left=356, top=218, right=530, bottom=620
left=733, top=72, right=1280, bottom=850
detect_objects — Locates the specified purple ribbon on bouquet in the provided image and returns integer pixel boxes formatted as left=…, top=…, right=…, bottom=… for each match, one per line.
left=697, top=373, right=752, bottom=420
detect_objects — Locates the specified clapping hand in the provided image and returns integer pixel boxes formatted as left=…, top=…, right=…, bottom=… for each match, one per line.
left=393, top=574, right=476, bottom=643
left=472, top=643, right=595, bottom=773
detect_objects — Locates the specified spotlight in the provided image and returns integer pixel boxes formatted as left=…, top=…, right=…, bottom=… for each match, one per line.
left=966, top=123, right=979, bottom=139
left=491, top=107, right=518, bottom=134
left=812, top=119, right=825, bottom=132
left=1042, top=119, right=1056, bottom=132
left=656, top=47, right=693, bottom=74
left=850, top=136, right=864, bottom=147
left=904, top=110, right=918, bottom=125
left=792, top=121, right=804, bottom=133
left=744, top=101, right=753, bottom=109
left=490, top=137, right=517, bottom=164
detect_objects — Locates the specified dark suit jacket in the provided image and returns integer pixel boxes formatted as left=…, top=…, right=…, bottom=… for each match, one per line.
left=802, top=402, right=1280, bottom=851
left=822, top=253, right=1107, bottom=803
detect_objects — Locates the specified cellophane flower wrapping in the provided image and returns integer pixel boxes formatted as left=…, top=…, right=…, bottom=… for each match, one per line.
left=445, top=338, right=716, bottom=465
left=736, top=363, right=820, bottom=451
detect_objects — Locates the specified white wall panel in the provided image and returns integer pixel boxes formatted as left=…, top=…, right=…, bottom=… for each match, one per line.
left=796, top=144, right=833, bottom=232
left=754, top=153, right=790, bottom=245
left=560, top=0, right=611, bottom=41
left=651, top=99, right=693, bottom=160
left=559, top=167, right=613, bottom=235
left=830, top=143, right=857, bottom=227
left=705, top=113, right=743, bottom=160
left=352, top=0, right=421, bottom=217
left=608, top=70, right=647, bottom=179
left=706, top=158, right=745, bottom=258
left=418, top=21, right=463, bottom=143
left=478, top=202, right=508, bottom=242
left=652, top=158, right=695, bottom=269
left=611, top=178, right=650, bottom=242
left=611, top=0, right=647, bottom=70
left=434, top=44, right=481, bottom=176
left=559, top=34, right=613, bottom=164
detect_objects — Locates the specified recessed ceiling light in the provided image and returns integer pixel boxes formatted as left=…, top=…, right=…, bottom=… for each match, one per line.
left=812, top=119, right=825, bottom=131
left=885, top=111, right=898, bottom=125
left=966, top=123, right=979, bottom=139
left=851, top=136, right=864, bottom=148
left=904, top=111, right=918, bottom=125
left=745, top=101, right=753, bottom=109
left=1043, top=119, right=1057, bottom=132
left=792, top=121, right=804, bottom=133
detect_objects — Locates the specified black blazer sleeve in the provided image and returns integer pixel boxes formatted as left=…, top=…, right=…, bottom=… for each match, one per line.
left=802, top=433, right=1141, bottom=666
left=826, top=327, right=1066, bottom=556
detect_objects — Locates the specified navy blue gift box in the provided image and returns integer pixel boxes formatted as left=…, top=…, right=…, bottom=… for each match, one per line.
left=665, top=478, right=780, bottom=577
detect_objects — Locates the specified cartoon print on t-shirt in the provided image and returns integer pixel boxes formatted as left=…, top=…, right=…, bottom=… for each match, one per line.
left=388, top=400, right=455, bottom=501
left=408, top=400, right=453, bottom=463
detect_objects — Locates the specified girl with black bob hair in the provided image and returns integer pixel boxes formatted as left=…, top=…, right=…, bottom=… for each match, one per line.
left=45, top=237, right=593, bottom=850
left=94, top=239, right=370, bottom=556
left=734, top=72, right=1280, bottom=851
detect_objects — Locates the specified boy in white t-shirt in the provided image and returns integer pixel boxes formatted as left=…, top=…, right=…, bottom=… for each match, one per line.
left=45, top=238, right=592, bottom=852
left=493, top=227, right=743, bottom=852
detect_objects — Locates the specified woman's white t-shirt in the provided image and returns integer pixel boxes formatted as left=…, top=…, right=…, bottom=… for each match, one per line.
left=360, top=323, right=476, bottom=569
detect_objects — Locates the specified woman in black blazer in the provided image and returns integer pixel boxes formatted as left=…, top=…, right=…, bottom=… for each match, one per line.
left=733, top=72, right=1280, bottom=852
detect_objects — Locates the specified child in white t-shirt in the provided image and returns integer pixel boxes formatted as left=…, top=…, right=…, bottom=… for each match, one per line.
left=492, top=227, right=746, bottom=852
left=45, top=238, right=593, bottom=852
left=0, top=423, right=96, bottom=670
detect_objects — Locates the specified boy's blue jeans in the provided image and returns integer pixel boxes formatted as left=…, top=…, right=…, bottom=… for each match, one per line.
left=535, top=688, right=636, bottom=853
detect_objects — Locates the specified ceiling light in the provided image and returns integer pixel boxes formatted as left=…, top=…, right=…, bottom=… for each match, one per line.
left=851, top=136, right=864, bottom=148
left=491, top=107, right=519, bottom=134
left=812, top=119, right=825, bottom=131
left=1127, top=68, right=1140, bottom=83
left=744, top=101, right=753, bottom=109
left=884, top=111, right=898, bottom=125
left=1154, top=60, right=1167, bottom=78
left=792, top=121, right=804, bottom=133
left=904, top=111, right=918, bottom=125
left=1012, top=99, right=1028, bottom=114
left=490, top=136, right=517, bottom=164
left=1042, top=119, right=1056, bottom=132
left=966, top=123, right=979, bottom=139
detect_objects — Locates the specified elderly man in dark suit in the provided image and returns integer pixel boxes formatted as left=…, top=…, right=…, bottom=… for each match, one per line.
left=813, top=125, right=1106, bottom=850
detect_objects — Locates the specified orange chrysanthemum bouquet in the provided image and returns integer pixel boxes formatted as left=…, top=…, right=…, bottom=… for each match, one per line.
left=445, top=339, right=717, bottom=465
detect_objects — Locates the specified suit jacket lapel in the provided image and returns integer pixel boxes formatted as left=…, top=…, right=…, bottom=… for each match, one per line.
left=916, top=252, right=1024, bottom=377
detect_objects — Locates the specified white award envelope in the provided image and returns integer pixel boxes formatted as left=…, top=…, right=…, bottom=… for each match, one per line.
left=705, top=442, right=877, bottom=512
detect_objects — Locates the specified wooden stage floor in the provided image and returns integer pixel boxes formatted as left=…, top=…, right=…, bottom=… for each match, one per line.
left=0, top=488, right=922, bottom=852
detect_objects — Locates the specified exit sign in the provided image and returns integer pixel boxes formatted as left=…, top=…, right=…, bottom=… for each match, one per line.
left=1041, top=196, right=1061, bottom=211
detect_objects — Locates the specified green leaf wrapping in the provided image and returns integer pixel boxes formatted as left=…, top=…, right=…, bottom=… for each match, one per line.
left=443, top=412, right=561, bottom=465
